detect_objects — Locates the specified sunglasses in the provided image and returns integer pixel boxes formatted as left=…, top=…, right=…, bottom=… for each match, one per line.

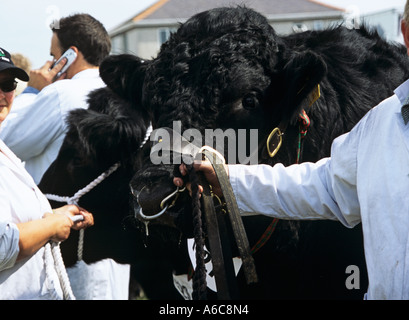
left=0, top=80, right=17, bottom=93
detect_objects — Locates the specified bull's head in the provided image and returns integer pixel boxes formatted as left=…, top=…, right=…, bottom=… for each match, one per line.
left=99, top=6, right=328, bottom=229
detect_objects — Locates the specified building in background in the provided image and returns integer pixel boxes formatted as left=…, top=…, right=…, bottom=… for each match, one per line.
left=361, top=8, right=404, bottom=43
left=109, top=0, right=405, bottom=60
left=109, top=0, right=345, bottom=59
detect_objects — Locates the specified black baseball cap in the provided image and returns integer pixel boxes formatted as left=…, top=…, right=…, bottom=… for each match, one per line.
left=0, top=47, right=29, bottom=81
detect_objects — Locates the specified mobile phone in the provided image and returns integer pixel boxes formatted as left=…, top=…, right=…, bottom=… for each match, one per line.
left=52, top=48, right=77, bottom=78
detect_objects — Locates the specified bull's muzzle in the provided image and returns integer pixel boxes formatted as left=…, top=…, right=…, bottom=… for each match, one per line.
left=131, top=184, right=185, bottom=221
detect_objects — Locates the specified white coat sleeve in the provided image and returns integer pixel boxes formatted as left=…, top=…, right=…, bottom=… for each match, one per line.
left=0, top=85, right=65, bottom=161
left=0, top=222, right=20, bottom=271
left=229, top=123, right=363, bottom=228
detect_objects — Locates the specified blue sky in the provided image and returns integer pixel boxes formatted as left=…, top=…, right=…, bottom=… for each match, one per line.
left=0, top=0, right=157, bottom=68
left=0, top=0, right=405, bottom=69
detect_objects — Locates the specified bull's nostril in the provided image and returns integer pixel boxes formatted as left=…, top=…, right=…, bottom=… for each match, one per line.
left=131, top=183, right=184, bottom=223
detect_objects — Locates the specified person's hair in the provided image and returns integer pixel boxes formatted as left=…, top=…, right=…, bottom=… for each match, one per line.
left=51, top=13, right=111, bottom=66
left=404, top=0, right=409, bottom=24
left=10, top=53, right=32, bottom=74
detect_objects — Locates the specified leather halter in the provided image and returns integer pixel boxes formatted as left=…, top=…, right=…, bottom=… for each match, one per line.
left=198, top=147, right=258, bottom=299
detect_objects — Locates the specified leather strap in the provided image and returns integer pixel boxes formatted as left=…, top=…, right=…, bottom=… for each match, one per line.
left=201, top=149, right=258, bottom=285
left=198, top=172, right=239, bottom=299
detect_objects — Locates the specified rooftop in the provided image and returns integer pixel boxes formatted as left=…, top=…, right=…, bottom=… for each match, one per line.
left=132, top=0, right=344, bottom=21
left=110, top=0, right=344, bottom=33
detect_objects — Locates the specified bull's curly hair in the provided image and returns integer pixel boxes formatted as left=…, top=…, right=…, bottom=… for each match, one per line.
left=65, top=87, right=150, bottom=171
left=92, top=5, right=409, bottom=299
left=144, top=6, right=282, bottom=129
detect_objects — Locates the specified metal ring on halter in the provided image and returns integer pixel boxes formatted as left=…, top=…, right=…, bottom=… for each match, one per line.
left=138, top=204, right=169, bottom=221
left=160, top=186, right=186, bottom=210
left=137, top=186, right=186, bottom=221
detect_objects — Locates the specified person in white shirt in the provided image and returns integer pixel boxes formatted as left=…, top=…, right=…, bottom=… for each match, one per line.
left=0, top=46, right=94, bottom=299
left=0, top=13, right=111, bottom=184
left=174, top=3, right=409, bottom=300
left=2, top=14, right=131, bottom=301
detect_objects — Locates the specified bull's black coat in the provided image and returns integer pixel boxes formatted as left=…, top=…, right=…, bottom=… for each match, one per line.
left=40, top=6, right=409, bottom=299
left=39, top=88, right=183, bottom=299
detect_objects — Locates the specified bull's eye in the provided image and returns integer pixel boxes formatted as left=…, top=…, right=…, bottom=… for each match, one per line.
left=242, top=94, right=259, bottom=110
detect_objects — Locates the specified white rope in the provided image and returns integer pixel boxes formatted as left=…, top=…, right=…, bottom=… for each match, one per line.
left=43, top=123, right=153, bottom=299
left=45, top=122, right=153, bottom=206
left=44, top=162, right=121, bottom=300
left=45, top=162, right=121, bottom=207
left=45, top=161, right=121, bottom=256
left=43, top=243, right=66, bottom=299
left=52, top=242, right=77, bottom=299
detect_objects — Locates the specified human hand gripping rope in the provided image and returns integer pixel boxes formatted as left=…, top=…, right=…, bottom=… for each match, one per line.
left=43, top=162, right=120, bottom=300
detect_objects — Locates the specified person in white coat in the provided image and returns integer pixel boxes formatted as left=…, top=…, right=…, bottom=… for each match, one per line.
left=0, top=15, right=132, bottom=300
left=174, top=3, right=409, bottom=300
left=0, top=47, right=94, bottom=299
left=0, top=13, right=110, bottom=184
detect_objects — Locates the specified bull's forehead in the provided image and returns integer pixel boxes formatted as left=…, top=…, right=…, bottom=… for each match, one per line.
left=147, top=55, right=270, bottom=101
left=146, top=58, right=271, bottom=129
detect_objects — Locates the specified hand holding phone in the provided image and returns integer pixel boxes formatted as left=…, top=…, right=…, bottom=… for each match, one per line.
left=51, top=48, right=77, bottom=79
left=27, top=48, right=78, bottom=91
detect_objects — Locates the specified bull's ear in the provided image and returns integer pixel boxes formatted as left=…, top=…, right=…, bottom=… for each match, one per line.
left=67, top=87, right=150, bottom=166
left=280, top=50, right=327, bottom=122
left=100, top=54, right=148, bottom=103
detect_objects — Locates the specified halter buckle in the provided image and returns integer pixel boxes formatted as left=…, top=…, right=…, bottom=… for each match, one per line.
left=266, top=127, right=283, bottom=158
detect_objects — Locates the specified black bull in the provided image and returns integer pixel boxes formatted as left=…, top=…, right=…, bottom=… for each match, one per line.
left=40, top=6, right=409, bottom=299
